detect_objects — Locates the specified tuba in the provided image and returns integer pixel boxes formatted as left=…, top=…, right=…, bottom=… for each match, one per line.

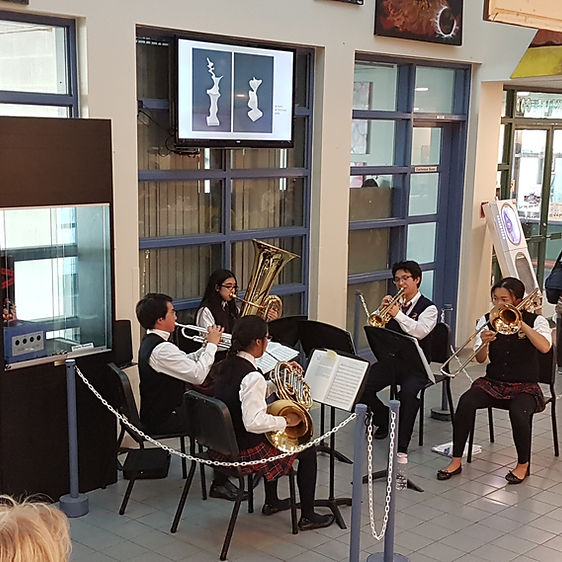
left=236, top=240, right=298, bottom=320
left=266, top=362, right=314, bottom=452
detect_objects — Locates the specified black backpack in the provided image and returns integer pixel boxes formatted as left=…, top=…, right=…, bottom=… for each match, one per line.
left=545, top=249, right=562, bottom=304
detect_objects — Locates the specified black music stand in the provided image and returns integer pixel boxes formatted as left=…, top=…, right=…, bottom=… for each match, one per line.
left=305, top=348, right=369, bottom=529
left=268, top=315, right=307, bottom=348
left=361, top=326, right=433, bottom=493
left=297, top=320, right=356, bottom=464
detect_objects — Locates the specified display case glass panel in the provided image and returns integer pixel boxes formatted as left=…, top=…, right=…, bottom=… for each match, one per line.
left=1, top=204, right=112, bottom=369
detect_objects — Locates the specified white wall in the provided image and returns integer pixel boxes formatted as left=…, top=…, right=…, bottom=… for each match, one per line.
left=0, top=0, right=537, bottom=348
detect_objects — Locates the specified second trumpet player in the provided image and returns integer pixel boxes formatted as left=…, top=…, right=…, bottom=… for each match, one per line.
left=359, top=260, right=438, bottom=457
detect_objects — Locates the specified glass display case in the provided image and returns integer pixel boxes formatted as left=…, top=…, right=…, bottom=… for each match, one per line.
left=1, top=204, right=112, bottom=369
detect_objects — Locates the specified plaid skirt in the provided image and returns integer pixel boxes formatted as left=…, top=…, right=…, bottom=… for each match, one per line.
left=472, top=378, right=546, bottom=413
left=210, top=440, right=296, bottom=482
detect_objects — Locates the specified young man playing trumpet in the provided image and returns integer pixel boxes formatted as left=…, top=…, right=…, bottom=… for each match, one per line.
left=135, top=293, right=223, bottom=435
left=360, top=260, right=438, bottom=455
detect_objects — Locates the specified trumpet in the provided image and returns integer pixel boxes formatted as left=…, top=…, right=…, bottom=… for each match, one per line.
left=440, top=288, right=540, bottom=377
left=175, top=323, right=232, bottom=350
left=358, top=288, right=405, bottom=327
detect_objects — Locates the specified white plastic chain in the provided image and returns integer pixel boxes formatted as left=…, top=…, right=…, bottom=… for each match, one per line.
left=366, top=409, right=396, bottom=541
left=75, top=365, right=356, bottom=468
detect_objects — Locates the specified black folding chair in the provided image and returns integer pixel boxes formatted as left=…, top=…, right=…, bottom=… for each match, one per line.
left=108, top=363, right=204, bottom=513
left=467, top=337, right=559, bottom=464
left=171, top=390, right=298, bottom=561
left=417, top=322, right=455, bottom=446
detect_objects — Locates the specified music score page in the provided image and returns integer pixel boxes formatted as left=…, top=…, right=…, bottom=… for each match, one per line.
left=305, top=349, right=369, bottom=412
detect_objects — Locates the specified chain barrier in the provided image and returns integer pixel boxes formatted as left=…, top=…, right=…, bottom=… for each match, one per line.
left=365, top=409, right=396, bottom=541
left=75, top=365, right=356, bottom=468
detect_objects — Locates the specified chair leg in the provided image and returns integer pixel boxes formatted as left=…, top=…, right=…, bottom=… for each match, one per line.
left=220, top=477, right=245, bottom=561
left=196, top=443, right=207, bottom=500
left=288, top=468, right=298, bottom=535
left=446, top=379, right=455, bottom=426
left=467, top=414, right=476, bottom=463
left=487, top=408, right=495, bottom=443
left=170, top=460, right=198, bottom=533
left=418, top=390, right=425, bottom=446
left=119, top=479, right=136, bottom=515
left=551, top=399, right=559, bottom=456
left=180, top=436, right=187, bottom=479
left=247, top=474, right=254, bottom=514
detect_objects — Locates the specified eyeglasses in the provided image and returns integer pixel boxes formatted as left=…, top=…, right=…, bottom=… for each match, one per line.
left=393, top=275, right=413, bottom=285
left=221, top=284, right=238, bottom=290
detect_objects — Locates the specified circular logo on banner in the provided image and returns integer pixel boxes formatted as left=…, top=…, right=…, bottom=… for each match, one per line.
left=501, top=203, right=521, bottom=245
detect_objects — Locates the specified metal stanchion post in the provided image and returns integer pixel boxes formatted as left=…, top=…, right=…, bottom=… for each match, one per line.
left=368, top=400, right=409, bottom=562
left=349, top=403, right=367, bottom=562
left=59, top=359, right=89, bottom=517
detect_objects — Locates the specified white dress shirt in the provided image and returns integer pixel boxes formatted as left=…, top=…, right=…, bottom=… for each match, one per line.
left=146, top=328, right=217, bottom=385
left=473, top=314, right=552, bottom=350
left=393, top=291, right=438, bottom=340
left=195, top=306, right=215, bottom=330
left=237, top=351, right=287, bottom=434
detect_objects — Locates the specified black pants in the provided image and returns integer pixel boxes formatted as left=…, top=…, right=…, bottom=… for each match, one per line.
left=264, top=445, right=317, bottom=517
left=452, top=387, right=536, bottom=463
left=360, top=361, right=427, bottom=454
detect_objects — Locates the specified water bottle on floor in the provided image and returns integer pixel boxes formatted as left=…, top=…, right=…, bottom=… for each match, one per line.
left=396, top=452, right=408, bottom=490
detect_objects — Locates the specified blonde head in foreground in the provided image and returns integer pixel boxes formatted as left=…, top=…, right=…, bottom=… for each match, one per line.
left=0, top=495, right=71, bottom=562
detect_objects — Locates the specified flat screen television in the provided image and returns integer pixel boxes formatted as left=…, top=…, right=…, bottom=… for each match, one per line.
left=175, top=37, right=295, bottom=148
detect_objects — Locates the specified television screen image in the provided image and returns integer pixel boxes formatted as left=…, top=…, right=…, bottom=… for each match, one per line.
left=177, top=38, right=294, bottom=147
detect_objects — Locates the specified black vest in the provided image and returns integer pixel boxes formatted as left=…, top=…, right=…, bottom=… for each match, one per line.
left=485, top=310, right=540, bottom=383
left=138, top=333, right=186, bottom=433
left=386, top=294, right=435, bottom=362
left=212, top=356, right=265, bottom=450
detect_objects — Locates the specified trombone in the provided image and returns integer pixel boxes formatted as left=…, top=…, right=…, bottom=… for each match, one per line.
left=175, top=323, right=232, bottom=350
left=440, top=288, right=540, bottom=377
left=358, top=288, right=405, bottom=327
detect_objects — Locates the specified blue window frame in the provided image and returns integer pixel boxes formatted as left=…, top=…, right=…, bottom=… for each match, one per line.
left=0, top=10, right=78, bottom=117
left=348, top=58, right=470, bottom=348
left=136, top=31, right=313, bottom=320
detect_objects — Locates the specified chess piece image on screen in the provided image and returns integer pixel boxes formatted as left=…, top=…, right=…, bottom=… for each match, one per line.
left=206, top=57, right=222, bottom=126
left=247, top=77, right=263, bottom=122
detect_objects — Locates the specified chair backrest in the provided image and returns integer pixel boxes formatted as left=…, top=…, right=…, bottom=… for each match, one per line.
left=184, top=390, right=240, bottom=457
left=108, top=362, right=145, bottom=445
left=538, top=333, right=556, bottom=386
left=430, top=322, right=451, bottom=364
left=268, top=315, right=307, bottom=348
left=297, top=319, right=356, bottom=359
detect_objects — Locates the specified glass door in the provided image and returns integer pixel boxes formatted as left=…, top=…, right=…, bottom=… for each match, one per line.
left=511, top=128, right=548, bottom=282
left=545, top=129, right=562, bottom=278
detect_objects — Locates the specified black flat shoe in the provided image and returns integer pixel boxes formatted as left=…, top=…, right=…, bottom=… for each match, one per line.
left=298, top=513, right=335, bottom=531
left=436, top=466, right=462, bottom=481
left=262, top=498, right=291, bottom=516
left=505, top=470, right=528, bottom=484
left=374, top=425, right=389, bottom=439
left=209, top=483, right=248, bottom=502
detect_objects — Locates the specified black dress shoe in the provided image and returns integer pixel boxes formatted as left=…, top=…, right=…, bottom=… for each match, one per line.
left=505, top=469, right=528, bottom=484
left=262, top=498, right=291, bottom=516
left=209, top=482, right=248, bottom=501
left=298, top=513, right=335, bottom=531
left=436, top=466, right=462, bottom=480
left=374, top=424, right=388, bottom=439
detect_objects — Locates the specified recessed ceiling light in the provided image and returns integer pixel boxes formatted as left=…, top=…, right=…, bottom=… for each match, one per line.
left=415, top=87, right=429, bottom=92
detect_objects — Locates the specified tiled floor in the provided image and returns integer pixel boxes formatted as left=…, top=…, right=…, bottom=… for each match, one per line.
left=69, top=362, right=562, bottom=561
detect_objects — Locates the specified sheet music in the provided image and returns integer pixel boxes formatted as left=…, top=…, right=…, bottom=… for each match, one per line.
left=255, top=341, right=299, bottom=373
left=305, top=349, right=368, bottom=412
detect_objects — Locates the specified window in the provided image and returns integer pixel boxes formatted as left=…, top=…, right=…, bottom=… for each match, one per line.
left=0, top=11, right=78, bottom=117
left=349, top=59, right=470, bottom=350
left=136, top=32, right=313, bottom=317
